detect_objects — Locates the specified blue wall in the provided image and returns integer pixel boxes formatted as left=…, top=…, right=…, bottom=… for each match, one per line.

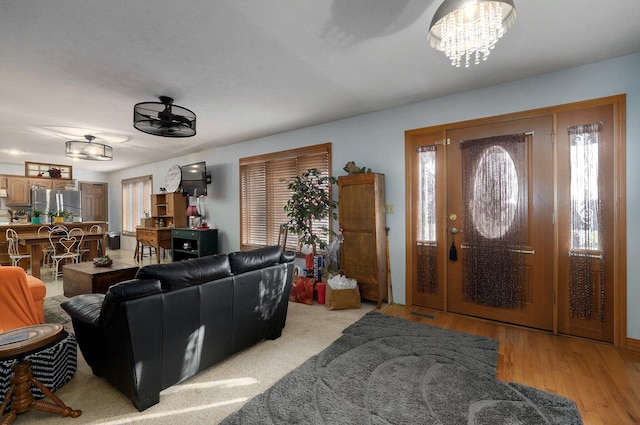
left=108, top=53, right=640, bottom=338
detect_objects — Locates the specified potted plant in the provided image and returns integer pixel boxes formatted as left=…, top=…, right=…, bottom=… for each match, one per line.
left=52, top=210, right=68, bottom=223
left=31, top=209, right=42, bottom=224
left=284, top=168, right=338, bottom=259
left=48, top=167, right=62, bottom=178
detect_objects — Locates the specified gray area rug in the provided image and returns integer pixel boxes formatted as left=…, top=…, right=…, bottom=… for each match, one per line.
left=222, top=312, right=582, bottom=425
left=44, top=295, right=71, bottom=329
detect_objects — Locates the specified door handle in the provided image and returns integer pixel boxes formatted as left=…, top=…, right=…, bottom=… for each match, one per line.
left=450, top=227, right=462, bottom=234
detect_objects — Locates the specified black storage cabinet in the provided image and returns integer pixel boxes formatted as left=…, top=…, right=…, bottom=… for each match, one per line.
left=171, top=228, right=218, bottom=261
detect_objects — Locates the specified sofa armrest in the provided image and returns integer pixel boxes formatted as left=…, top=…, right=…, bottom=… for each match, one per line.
left=99, top=279, right=162, bottom=325
left=281, top=250, right=296, bottom=263
left=61, top=293, right=105, bottom=326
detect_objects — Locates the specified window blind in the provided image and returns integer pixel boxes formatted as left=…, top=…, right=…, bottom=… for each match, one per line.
left=240, top=143, right=332, bottom=251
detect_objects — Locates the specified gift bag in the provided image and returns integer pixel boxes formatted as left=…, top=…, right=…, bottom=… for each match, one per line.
left=289, top=272, right=315, bottom=305
left=325, top=271, right=361, bottom=310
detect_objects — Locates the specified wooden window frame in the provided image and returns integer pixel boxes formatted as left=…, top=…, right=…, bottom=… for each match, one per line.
left=239, top=143, right=333, bottom=252
left=25, top=161, right=73, bottom=179
left=121, top=175, right=152, bottom=236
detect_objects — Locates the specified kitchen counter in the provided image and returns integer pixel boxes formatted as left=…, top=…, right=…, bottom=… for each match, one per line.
left=0, top=221, right=108, bottom=267
left=0, top=221, right=107, bottom=229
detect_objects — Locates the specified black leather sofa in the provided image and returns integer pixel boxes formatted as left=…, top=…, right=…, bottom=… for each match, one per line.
left=61, top=246, right=295, bottom=411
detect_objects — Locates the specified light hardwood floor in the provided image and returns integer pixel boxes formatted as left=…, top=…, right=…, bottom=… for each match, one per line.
left=384, top=304, right=640, bottom=425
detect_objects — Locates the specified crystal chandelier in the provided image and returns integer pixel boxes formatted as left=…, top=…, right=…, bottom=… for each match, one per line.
left=428, top=0, right=517, bottom=68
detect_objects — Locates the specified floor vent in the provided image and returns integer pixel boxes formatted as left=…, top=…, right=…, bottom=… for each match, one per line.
left=410, top=311, right=435, bottom=320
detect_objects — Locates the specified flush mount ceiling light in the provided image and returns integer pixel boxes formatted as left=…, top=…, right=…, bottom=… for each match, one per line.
left=65, top=135, right=113, bottom=161
left=133, top=96, right=196, bottom=137
left=428, top=0, right=517, bottom=68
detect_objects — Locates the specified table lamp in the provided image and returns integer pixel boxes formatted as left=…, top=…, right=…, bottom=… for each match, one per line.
left=186, top=205, right=200, bottom=229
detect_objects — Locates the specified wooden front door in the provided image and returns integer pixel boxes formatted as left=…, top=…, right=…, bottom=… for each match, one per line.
left=445, top=117, right=554, bottom=330
left=406, top=97, right=623, bottom=343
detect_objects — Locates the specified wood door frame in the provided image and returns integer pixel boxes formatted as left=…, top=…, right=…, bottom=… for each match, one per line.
left=404, top=94, right=627, bottom=348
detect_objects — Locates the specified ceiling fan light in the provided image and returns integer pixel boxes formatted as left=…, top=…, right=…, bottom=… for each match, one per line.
left=65, top=135, right=113, bottom=161
left=428, top=0, right=517, bottom=68
left=133, top=96, right=196, bottom=137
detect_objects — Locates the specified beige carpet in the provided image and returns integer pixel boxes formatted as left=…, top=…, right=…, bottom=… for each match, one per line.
left=17, top=301, right=376, bottom=424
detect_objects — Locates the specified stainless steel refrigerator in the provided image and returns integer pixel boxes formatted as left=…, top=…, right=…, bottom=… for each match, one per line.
left=31, top=189, right=82, bottom=219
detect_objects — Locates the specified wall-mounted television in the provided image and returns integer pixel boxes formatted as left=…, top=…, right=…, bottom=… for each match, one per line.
left=181, top=161, right=208, bottom=196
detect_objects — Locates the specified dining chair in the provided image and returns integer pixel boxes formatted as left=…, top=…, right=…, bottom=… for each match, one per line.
left=278, top=223, right=288, bottom=250
left=70, top=227, right=89, bottom=262
left=5, top=228, right=31, bottom=268
left=37, top=225, right=55, bottom=270
left=89, top=224, right=104, bottom=257
left=48, top=227, right=81, bottom=281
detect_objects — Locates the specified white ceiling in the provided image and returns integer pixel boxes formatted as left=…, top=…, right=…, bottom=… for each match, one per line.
left=1, top=0, right=639, bottom=173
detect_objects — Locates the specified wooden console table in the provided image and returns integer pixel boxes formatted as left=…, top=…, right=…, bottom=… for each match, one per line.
left=135, top=227, right=171, bottom=264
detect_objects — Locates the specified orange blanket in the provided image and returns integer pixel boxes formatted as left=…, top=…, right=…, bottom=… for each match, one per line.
left=0, top=266, right=45, bottom=332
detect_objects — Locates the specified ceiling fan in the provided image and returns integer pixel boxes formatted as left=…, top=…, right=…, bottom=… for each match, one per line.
left=133, top=96, right=196, bottom=137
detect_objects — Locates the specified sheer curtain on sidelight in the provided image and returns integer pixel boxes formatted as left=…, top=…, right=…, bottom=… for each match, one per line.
left=568, top=122, right=605, bottom=321
left=416, top=145, right=438, bottom=295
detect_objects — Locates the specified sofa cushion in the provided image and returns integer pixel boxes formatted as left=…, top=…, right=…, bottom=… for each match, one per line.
left=136, top=254, right=231, bottom=291
left=229, top=246, right=283, bottom=275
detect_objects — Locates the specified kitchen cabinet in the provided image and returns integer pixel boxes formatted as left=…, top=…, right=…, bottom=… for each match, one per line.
left=2, top=175, right=74, bottom=206
left=338, top=173, right=388, bottom=308
left=6, top=177, right=30, bottom=205
left=171, top=228, right=218, bottom=261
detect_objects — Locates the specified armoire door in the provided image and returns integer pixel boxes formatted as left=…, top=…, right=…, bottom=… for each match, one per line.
left=339, top=173, right=388, bottom=308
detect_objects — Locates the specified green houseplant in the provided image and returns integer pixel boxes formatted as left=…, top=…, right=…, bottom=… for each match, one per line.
left=31, top=209, right=42, bottom=224
left=50, top=210, right=69, bottom=223
left=284, top=168, right=338, bottom=253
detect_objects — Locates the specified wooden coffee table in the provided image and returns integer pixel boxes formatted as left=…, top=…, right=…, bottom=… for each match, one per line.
left=63, top=261, right=139, bottom=297
left=0, top=324, right=81, bottom=423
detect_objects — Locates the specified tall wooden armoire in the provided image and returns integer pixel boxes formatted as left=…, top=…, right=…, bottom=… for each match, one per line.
left=338, top=173, right=388, bottom=308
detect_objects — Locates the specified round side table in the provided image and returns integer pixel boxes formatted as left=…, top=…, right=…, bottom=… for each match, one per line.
left=0, top=324, right=81, bottom=424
